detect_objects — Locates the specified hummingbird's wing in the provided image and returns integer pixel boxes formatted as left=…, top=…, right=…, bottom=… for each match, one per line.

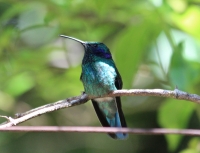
left=114, top=68, right=123, bottom=89
left=92, top=68, right=127, bottom=139
left=114, top=69, right=127, bottom=128
left=80, top=73, right=82, bottom=80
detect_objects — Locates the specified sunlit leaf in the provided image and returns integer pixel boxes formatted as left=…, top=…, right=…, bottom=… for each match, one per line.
left=180, top=137, right=200, bottom=153
left=172, top=6, right=200, bottom=39
left=3, top=72, right=35, bottom=97
left=180, top=149, right=200, bottom=153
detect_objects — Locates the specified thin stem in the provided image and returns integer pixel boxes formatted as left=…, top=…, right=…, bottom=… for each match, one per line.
left=0, top=126, right=199, bottom=136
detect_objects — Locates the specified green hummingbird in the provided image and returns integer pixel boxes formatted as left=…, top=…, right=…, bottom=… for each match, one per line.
left=61, top=35, right=128, bottom=139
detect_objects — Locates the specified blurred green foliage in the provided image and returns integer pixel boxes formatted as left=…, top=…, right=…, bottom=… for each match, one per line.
left=1, top=0, right=200, bottom=153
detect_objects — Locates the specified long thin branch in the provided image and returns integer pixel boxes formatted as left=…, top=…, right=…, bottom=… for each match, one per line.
left=0, top=88, right=200, bottom=128
left=0, top=126, right=200, bottom=136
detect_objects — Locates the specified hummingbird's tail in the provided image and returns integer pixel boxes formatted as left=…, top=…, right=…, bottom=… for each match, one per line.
left=107, top=111, right=128, bottom=139
left=92, top=97, right=128, bottom=140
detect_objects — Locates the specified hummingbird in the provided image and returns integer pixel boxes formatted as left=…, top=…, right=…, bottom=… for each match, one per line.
left=60, top=35, right=128, bottom=139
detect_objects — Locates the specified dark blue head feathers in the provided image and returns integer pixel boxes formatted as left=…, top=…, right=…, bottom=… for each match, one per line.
left=85, top=42, right=112, bottom=59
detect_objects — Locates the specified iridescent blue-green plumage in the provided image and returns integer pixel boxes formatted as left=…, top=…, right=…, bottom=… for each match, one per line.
left=80, top=42, right=128, bottom=139
left=60, top=35, right=128, bottom=139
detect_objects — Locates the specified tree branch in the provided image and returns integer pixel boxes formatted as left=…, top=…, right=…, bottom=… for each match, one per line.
left=0, top=88, right=200, bottom=128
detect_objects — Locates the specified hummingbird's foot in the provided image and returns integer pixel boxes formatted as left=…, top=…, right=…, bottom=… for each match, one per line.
left=81, top=91, right=85, bottom=95
left=15, top=113, right=22, bottom=118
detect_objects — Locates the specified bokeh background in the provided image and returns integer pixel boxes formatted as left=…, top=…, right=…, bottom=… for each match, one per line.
left=1, top=0, right=200, bottom=152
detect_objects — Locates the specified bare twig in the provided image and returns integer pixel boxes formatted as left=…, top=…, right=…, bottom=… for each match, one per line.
left=1, top=126, right=200, bottom=136
left=0, top=88, right=200, bottom=128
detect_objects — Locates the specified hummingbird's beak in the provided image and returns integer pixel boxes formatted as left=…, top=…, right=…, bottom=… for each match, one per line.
left=60, top=35, right=86, bottom=47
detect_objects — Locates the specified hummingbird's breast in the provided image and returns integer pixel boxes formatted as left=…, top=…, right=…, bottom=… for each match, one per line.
left=81, top=60, right=117, bottom=97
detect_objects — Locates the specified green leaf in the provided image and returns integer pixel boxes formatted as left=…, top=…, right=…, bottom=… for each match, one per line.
left=4, top=72, right=35, bottom=97
left=172, top=6, right=200, bottom=39
left=169, top=42, right=199, bottom=92
left=114, top=22, right=161, bottom=87
left=180, top=138, right=200, bottom=153
left=180, top=149, right=200, bottom=153
left=158, top=99, right=195, bottom=151
left=169, top=42, right=189, bottom=90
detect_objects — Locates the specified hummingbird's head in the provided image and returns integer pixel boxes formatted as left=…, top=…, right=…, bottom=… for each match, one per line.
left=60, top=35, right=112, bottom=59
left=84, top=42, right=112, bottom=59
